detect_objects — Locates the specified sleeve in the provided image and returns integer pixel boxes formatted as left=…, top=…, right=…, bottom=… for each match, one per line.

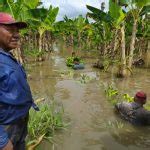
left=0, top=66, right=9, bottom=148
left=0, top=125, right=9, bottom=148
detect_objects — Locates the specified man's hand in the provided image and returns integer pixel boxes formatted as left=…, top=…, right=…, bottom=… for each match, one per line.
left=2, top=140, right=13, bottom=150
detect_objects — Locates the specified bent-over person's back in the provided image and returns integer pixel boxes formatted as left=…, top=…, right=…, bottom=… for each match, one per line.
left=115, top=91, right=150, bottom=126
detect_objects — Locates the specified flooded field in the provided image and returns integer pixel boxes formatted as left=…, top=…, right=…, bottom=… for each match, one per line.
left=27, top=46, right=150, bottom=150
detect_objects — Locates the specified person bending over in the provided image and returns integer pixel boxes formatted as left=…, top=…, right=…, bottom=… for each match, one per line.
left=115, top=91, right=150, bottom=125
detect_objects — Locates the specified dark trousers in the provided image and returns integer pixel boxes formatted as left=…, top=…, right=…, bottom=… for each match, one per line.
left=3, top=115, right=28, bottom=150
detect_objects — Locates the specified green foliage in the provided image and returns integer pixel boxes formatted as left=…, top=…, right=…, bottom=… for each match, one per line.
left=24, top=0, right=40, bottom=9
left=78, top=74, right=94, bottom=84
left=109, top=0, right=126, bottom=26
left=123, top=93, right=134, bottom=102
left=27, top=102, right=67, bottom=144
left=144, top=103, right=150, bottom=110
left=24, top=49, right=45, bottom=58
left=103, top=59, right=111, bottom=72
left=105, top=85, right=118, bottom=97
left=60, top=69, right=75, bottom=79
left=66, top=56, right=83, bottom=67
left=45, top=6, right=59, bottom=26
left=28, top=5, right=59, bottom=35
left=134, top=0, right=150, bottom=8
left=86, top=5, right=112, bottom=23
left=140, top=5, right=150, bottom=16
left=0, top=0, right=10, bottom=12
left=66, top=57, right=75, bottom=67
left=106, top=120, right=124, bottom=129
left=105, top=85, right=119, bottom=105
left=104, top=84, right=134, bottom=105
left=104, top=84, right=150, bottom=111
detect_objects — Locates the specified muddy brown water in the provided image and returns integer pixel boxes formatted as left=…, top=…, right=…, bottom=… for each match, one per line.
left=27, top=46, right=150, bottom=150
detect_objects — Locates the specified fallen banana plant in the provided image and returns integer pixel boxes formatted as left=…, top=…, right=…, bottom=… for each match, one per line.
left=27, top=101, right=67, bottom=150
left=27, top=134, right=45, bottom=150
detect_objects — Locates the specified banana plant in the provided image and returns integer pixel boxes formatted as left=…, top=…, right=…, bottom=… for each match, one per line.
left=0, top=0, right=42, bottom=36
left=28, top=5, right=59, bottom=52
left=0, top=0, right=40, bottom=21
left=86, top=5, right=112, bottom=57
left=73, top=15, right=89, bottom=48
left=87, top=1, right=126, bottom=60
left=123, top=0, right=150, bottom=68
left=0, top=0, right=14, bottom=14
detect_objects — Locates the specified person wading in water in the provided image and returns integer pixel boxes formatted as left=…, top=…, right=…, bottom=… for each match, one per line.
left=115, top=91, right=150, bottom=125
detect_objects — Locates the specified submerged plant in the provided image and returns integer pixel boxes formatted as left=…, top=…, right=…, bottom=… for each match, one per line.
left=78, top=73, right=94, bottom=84
left=106, top=120, right=124, bottom=129
left=66, top=57, right=74, bottom=67
left=104, top=84, right=134, bottom=105
left=105, top=85, right=118, bottom=97
left=60, top=69, right=75, bottom=79
left=66, top=56, right=84, bottom=68
left=104, top=85, right=119, bottom=105
left=27, top=101, right=67, bottom=149
left=123, top=93, right=134, bottom=102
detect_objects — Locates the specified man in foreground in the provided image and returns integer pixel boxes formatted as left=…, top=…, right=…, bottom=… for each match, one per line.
left=115, top=91, right=150, bottom=125
left=0, top=12, right=37, bottom=150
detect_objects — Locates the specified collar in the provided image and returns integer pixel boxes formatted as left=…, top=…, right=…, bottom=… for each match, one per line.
left=0, top=48, right=18, bottom=63
left=0, top=48, right=12, bottom=56
left=131, top=102, right=143, bottom=109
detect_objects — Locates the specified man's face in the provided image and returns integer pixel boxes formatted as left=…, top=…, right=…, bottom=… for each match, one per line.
left=0, top=24, right=20, bottom=51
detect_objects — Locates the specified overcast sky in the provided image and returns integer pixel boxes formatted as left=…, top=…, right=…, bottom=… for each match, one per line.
left=42, top=0, right=109, bottom=21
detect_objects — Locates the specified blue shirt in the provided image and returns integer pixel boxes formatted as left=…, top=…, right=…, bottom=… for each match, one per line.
left=0, top=48, right=35, bottom=148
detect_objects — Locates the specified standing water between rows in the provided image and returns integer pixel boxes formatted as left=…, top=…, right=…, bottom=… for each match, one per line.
left=26, top=44, right=150, bottom=150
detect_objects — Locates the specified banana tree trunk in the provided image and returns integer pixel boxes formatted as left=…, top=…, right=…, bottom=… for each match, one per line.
left=86, top=36, right=90, bottom=49
left=39, top=34, right=42, bottom=53
left=34, top=33, right=37, bottom=49
left=103, top=42, right=107, bottom=58
left=63, top=35, right=66, bottom=42
left=70, top=33, right=74, bottom=46
left=113, top=29, right=118, bottom=58
left=128, top=19, right=137, bottom=69
left=78, top=32, right=81, bottom=49
left=121, top=24, right=126, bottom=68
left=42, top=34, right=45, bottom=51
left=145, top=40, right=150, bottom=67
left=45, top=32, right=49, bottom=52
left=117, top=23, right=127, bottom=77
left=49, top=32, right=52, bottom=51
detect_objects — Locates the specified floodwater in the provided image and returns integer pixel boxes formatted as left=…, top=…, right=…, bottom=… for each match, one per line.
left=27, top=44, right=150, bottom=150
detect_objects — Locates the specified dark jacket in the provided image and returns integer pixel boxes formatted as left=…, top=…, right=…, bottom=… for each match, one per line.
left=115, top=101, right=150, bottom=125
left=0, top=48, right=36, bottom=148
